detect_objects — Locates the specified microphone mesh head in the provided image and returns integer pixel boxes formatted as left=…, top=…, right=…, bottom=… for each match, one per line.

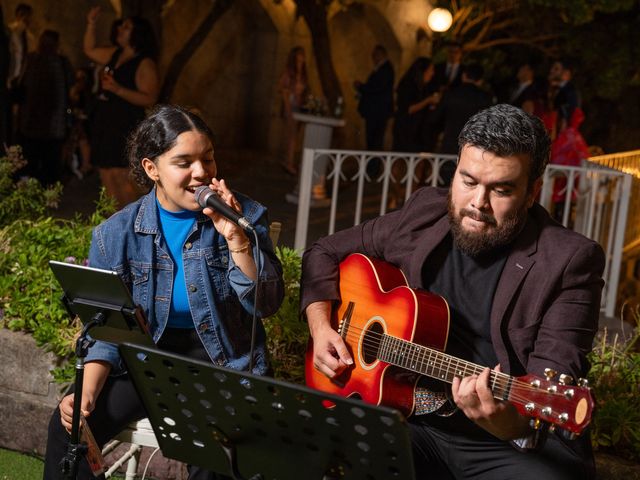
left=194, top=186, right=212, bottom=208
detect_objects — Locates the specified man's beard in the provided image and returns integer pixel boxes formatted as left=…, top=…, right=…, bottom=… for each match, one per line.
left=447, top=192, right=529, bottom=258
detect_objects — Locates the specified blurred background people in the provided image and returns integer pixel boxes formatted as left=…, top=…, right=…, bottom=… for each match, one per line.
left=63, top=67, right=94, bottom=179
left=508, top=62, right=542, bottom=115
left=83, top=6, right=159, bottom=209
left=17, top=29, right=73, bottom=186
left=355, top=44, right=394, bottom=152
left=433, top=40, right=464, bottom=91
left=432, top=63, right=493, bottom=185
left=392, top=56, right=439, bottom=153
left=7, top=3, right=34, bottom=143
left=548, top=59, right=579, bottom=139
left=278, top=45, right=308, bottom=176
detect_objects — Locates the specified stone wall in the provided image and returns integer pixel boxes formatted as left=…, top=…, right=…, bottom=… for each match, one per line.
left=0, top=328, right=189, bottom=478
left=0, top=328, right=59, bottom=455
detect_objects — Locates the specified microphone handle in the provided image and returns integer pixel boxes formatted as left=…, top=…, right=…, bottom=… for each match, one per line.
left=205, top=193, right=256, bottom=233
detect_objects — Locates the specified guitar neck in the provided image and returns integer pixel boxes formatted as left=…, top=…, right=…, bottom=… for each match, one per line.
left=379, top=334, right=513, bottom=401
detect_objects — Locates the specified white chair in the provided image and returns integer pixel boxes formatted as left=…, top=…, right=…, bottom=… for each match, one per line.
left=102, top=418, right=159, bottom=479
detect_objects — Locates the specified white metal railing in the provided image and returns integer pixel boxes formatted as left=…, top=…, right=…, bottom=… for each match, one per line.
left=294, top=148, right=632, bottom=317
left=586, top=150, right=640, bottom=256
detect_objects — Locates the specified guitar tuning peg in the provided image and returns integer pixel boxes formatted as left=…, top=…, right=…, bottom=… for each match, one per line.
left=577, top=378, right=589, bottom=387
left=544, top=368, right=557, bottom=380
left=558, top=374, right=574, bottom=385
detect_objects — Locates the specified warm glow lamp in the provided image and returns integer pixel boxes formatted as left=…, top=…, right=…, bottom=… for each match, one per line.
left=428, top=8, right=453, bottom=32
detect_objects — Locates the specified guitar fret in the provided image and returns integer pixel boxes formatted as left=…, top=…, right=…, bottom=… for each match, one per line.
left=378, top=333, right=513, bottom=403
left=410, top=343, right=418, bottom=369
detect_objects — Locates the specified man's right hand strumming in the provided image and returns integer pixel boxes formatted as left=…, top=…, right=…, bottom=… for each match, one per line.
left=306, top=301, right=353, bottom=379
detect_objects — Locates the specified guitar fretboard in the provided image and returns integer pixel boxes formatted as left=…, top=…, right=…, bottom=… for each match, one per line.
left=378, top=334, right=513, bottom=401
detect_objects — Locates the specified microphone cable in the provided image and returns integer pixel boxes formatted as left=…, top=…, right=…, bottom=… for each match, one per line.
left=247, top=228, right=262, bottom=373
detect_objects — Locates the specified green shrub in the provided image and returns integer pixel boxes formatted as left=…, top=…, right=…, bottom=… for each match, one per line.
left=588, top=307, right=640, bottom=462
left=0, top=151, right=116, bottom=381
left=0, top=146, right=63, bottom=227
left=264, top=246, right=307, bottom=384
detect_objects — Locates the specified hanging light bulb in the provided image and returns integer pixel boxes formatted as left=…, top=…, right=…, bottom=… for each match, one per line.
left=428, top=8, right=453, bottom=33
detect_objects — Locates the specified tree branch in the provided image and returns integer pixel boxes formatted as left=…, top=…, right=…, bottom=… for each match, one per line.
left=159, top=0, right=232, bottom=102
left=467, top=34, right=560, bottom=54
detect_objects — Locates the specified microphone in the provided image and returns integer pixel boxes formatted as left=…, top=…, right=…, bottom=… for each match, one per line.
left=194, top=186, right=256, bottom=233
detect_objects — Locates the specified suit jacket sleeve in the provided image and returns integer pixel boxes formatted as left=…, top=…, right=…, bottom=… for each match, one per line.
left=524, top=241, right=605, bottom=381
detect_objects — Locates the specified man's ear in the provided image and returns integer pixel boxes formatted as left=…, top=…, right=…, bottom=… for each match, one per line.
left=527, top=177, right=543, bottom=208
left=141, top=158, right=158, bottom=182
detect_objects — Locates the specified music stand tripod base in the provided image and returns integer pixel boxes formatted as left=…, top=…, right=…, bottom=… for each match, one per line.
left=119, top=343, right=415, bottom=480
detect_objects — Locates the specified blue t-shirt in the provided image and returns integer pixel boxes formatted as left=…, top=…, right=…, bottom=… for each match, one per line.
left=156, top=198, right=198, bottom=328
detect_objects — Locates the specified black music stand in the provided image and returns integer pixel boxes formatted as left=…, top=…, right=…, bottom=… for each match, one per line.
left=49, top=261, right=154, bottom=479
left=119, top=343, right=415, bottom=480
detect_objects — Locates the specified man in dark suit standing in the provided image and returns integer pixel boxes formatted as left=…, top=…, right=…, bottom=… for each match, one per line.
left=433, top=63, right=493, bottom=184
left=433, top=40, right=464, bottom=91
left=355, top=45, right=394, bottom=151
left=508, top=63, right=540, bottom=115
left=548, top=59, right=579, bottom=138
left=302, top=104, right=604, bottom=480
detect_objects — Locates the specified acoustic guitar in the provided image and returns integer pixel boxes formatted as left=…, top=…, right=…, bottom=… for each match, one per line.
left=305, top=253, right=594, bottom=436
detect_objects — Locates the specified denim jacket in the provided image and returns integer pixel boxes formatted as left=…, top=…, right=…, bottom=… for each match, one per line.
left=85, top=188, right=284, bottom=375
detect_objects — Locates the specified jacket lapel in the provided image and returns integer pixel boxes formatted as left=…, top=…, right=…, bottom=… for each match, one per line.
left=409, top=215, right=450, bottom=287
left=490, top=214, right=539, bottom=369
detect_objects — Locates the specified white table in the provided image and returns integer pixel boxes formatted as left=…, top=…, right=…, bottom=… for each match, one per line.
left=289, top=113, right=345, bottom=202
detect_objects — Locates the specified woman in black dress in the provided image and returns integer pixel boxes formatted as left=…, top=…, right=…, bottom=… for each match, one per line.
left=83, top=6, right=159, bottom=209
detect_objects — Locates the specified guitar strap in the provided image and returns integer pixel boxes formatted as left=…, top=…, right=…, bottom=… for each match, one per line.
left=414, top=386, right=458, bottom=416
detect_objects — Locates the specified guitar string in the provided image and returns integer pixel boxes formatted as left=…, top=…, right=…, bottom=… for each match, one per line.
left=338, top=328, right=579, bottom=420
left=338, top=323, right=579, bottom=403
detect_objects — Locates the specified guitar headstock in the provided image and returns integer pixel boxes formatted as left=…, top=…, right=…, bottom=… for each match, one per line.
left=512, top=372, right=594, bottom=435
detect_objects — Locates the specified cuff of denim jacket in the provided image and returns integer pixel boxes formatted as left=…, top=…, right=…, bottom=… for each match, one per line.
left=84, top=339, right=126, bottom=375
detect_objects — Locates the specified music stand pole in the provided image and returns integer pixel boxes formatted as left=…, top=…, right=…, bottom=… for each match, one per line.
left=60, top=307, right=106, bottom=480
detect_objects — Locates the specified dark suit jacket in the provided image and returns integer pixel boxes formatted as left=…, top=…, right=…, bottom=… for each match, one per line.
left=357, top=59, right=394, bottom=121
left=433, top=61, right=463, bottom=90
left=554, top=81, right=579, bottom=123
left=301, top=187, right=605, bottom=382
left=509, top=82, right=540, bottom=110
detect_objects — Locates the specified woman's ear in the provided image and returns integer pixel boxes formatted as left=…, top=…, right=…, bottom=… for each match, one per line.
left=141, top=158, right=158, bottom=182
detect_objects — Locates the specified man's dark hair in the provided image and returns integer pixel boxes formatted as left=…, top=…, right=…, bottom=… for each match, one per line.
left=128, top=104, right=214, bottom=190
left=15, top=3, right=32, bottom=17
left=555, top=58, right=574, bottom=74
left=463, top=63, right=483, bottom=82
left=458, top=104, right=550, bottom=188
left=128, top=16, right=158, bottom=60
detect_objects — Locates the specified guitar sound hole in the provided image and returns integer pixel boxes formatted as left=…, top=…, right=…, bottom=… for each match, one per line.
left=362, top=321, right=384, bottom=365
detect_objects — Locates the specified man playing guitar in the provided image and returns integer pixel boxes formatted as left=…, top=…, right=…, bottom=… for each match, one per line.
left=301, top=104, right=604, bottom=479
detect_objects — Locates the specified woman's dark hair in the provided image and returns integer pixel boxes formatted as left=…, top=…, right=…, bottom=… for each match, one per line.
left=109, top=18, right=123, bottom=46
left=128, top=104, right=214, bottom=190
left=398, top=56, right=432, bottom=90
left=128, top=16, right=158, bottom=60
left=285, top=46, right=307, bottom=83
left=37, top=30, right=60, bottom=56
left=458, top=103, right=550, bottom=190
